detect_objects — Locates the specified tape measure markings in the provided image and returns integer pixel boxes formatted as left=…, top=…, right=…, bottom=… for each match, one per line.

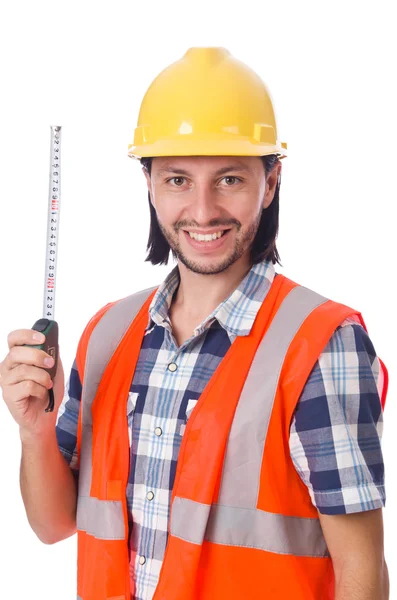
left=43, top=126, right=61, bottom=320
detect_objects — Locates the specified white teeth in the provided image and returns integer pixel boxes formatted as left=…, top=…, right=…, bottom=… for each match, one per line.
left=188, top=231, right=225, bottom=241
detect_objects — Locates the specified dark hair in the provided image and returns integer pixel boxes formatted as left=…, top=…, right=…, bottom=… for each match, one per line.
left=140, top=155, right=282, bottom=267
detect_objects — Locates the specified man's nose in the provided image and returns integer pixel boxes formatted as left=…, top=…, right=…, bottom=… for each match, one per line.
left=188, top=184, right=222, bottom=224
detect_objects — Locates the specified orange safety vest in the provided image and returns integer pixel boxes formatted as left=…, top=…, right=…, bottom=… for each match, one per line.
left=74, top=274, right=388, bottom=600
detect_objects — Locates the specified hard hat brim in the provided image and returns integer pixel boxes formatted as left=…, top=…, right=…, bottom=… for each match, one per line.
left=128, top=138, right=287, bottom=160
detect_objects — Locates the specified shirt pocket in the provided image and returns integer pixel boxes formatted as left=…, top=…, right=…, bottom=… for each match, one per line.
left=179, top=398, right=199, bottom=436
left=127, top=392, right=139, bottom=446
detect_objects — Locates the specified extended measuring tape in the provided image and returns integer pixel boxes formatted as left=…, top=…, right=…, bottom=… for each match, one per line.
left=27, top=126, right=62, bottom=413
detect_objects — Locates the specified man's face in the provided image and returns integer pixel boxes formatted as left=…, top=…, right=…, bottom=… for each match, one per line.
left=144, top=156, right=280, bottom=275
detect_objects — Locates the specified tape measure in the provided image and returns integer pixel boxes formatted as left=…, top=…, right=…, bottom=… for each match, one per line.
left=27, top=126, right=62, bottom=413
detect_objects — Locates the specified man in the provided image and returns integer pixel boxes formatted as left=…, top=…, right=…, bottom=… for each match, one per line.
left=0, top=47, right=389, bottom=599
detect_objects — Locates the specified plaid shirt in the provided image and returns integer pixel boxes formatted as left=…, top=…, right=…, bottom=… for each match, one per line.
left=56, top=259, right=386, bottom=600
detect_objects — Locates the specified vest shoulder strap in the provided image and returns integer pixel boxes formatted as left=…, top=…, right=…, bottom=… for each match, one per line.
left=76, top=285, right=157, bottom=385
left=75, top=286, right=157, bottom=465
left=281, top=275, right=388, bottom=409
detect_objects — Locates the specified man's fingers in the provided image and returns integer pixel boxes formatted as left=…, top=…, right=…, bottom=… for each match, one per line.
left=3, top=363, right=53, bottom=389
left=2, top=345, right=54, bottom=372
left=7, top=380, right=50, bottom=404
left=7, top=329, right=45, bottom=350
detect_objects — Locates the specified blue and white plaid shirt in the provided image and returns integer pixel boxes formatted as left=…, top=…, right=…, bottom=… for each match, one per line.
left=56, top=258, right=386, bottom=600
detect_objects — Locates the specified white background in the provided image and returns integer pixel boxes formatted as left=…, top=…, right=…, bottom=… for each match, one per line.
left=0, top=1, right=395, bottom=598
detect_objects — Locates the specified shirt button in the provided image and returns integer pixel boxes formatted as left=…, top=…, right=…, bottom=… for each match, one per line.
left=168, top=362, right=178, bottom=372
left=147, top=491, right=154, bottom=501
left=155, top=427, right=162, bottom=436
left=139, top=555, right=146, bottom=565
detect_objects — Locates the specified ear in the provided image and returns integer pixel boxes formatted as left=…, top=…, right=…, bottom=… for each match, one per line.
left=263, top=162, right=282, bottom=209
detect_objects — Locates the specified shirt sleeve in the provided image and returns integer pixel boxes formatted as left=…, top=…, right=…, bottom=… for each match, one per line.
left=289, top=317, right=386, bottom=515
left=55, top=358, right=82, bottom=482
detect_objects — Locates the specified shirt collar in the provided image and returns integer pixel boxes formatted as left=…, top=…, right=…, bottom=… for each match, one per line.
left=146, top=258, right=276, bottom=339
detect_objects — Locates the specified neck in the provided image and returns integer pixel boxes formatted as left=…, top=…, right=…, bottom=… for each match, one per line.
left=172, top=255, right=253, bottom=322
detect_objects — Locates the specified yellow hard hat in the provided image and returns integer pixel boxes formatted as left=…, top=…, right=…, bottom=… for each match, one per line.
left=128, top=47, right=287, bottom=159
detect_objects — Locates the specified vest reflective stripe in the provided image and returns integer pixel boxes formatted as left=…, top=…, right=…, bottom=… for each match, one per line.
left=76, top=496, right=125, bottom=540
left=81, top=286, right=157, bottom=420
left=171, top=497, right=329, bottom=558
left=77, top=287, right=156, bottom=537
left=218, top=285, right=328, bottom=507
left=78, top=429, right=93, bottom=496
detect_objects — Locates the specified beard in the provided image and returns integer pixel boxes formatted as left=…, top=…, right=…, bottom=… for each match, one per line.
left=157, top=210, right=263, bottom=275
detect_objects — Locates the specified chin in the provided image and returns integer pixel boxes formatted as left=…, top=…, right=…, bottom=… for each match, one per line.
left=177, top=251, right=244, bottom=276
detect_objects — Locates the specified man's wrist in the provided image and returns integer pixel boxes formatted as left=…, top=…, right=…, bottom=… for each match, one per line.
left=19, top=427, right=55, bottom=447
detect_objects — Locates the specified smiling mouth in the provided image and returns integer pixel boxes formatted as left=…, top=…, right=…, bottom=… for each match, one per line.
left=184, top=229, right=231, bottom=242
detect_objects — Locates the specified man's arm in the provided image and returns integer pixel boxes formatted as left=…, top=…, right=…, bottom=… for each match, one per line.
left=20, top=361, right=81, bottom=544
left=290, top=319, right=388, bottom=597
left=319, top=509, right=389, bottom=600
left=22, top=358, right=82, bottom=544
left=20, top=428, right=78, bottom=544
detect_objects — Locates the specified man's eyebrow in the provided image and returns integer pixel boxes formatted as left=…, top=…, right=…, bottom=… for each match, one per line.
left=156, top=164, right=252, bottom=177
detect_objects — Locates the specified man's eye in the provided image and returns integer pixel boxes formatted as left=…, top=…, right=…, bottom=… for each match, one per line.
left=222, top=176, right=241, bottom=185
left=169, top=177, right=186, bottom=186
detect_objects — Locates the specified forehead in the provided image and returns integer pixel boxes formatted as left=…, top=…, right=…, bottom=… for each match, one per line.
left=152, top=155, right=262, bottom=176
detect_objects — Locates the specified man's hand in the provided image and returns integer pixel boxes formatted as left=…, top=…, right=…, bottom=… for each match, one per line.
left=0, top=329, right=65, bottom=439
left=319, top=508, right=389, bottom=600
